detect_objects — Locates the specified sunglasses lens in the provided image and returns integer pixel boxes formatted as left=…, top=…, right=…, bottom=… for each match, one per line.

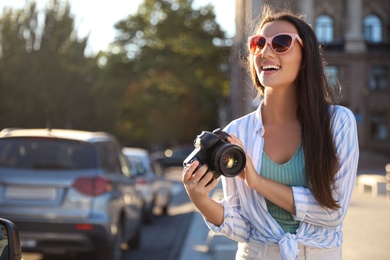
left=250, top=36, right=266, bottom=54
left=249, top=34, right=298, bottom=54
left=272, top=35, right=293, bottom=53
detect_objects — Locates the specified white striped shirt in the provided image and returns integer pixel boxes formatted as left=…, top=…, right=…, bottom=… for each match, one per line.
left=205, top=103, right=359, bottom=260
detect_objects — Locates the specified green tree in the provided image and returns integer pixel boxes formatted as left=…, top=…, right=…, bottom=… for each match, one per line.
left=0, top=0, right=98, bottom=130
left=96, top=0, right=231, bottom=148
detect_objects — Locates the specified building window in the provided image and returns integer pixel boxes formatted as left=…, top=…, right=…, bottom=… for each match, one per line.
left=370, top=113, right=388, bottom=141
left=315, top=15, right=333, bottom=43
left=364, top=15, right=382, bottom=43
left=368, top=66, right=388, bottom=91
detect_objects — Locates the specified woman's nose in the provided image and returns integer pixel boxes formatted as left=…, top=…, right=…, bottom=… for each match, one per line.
left=260, top=43, right=275, bottom=57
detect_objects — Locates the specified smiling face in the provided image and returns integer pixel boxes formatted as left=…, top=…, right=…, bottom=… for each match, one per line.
left=253, top=20, right=303, bottom=93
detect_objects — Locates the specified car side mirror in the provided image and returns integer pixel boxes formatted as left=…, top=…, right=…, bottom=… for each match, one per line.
left=0, top=218, right=22, bottom=260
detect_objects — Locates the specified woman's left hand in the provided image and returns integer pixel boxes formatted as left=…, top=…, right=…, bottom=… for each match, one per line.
left=228, top=134, right=296, bottom=214
left=227, top=134, right=262, bottom=190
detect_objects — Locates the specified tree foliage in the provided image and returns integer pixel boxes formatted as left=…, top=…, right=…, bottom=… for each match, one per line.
left=96, top=0, right=231, bottom=147
left=0, top=0, right=230, bottom=149
left=0, top=0, right=98, bottom=130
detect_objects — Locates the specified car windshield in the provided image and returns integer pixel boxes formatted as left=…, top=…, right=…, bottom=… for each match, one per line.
left=0, top=137, right=96, bottom=169
left=126, top=156, right=146, bottom=176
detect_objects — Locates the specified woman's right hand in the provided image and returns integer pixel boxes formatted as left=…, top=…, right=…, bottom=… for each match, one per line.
left=182, top=160, right=218, bottom=205
left=182, top=160, right=224, bottom=225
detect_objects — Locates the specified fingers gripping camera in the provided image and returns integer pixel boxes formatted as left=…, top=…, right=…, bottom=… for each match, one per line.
left=183, top=128, right=246, bottom=179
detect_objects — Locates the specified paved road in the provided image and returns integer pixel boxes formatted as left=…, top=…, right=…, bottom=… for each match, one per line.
left=343, top=188, right=390, bottom=260
left=21, top=170, right=193, bottom=260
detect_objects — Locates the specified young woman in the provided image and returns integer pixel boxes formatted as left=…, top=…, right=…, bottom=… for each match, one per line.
left=182, top=6, right=359, bottom=260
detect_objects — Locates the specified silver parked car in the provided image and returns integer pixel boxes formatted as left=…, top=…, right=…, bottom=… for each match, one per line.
left=122, top=147, right=172, bottom=219
left=0, top=128, right=143, bottom=260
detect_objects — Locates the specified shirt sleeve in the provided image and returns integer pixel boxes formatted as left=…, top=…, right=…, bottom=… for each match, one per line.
left=204, top=178, right=252, bottom=242
left=293, top=106, right=359, bottom=227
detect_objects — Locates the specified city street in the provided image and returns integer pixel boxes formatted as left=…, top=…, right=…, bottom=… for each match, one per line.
left=22, top=168, right=194, bottom=260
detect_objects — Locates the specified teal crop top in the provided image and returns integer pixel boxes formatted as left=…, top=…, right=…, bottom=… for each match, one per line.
left=260, top=144, right=308, bottom=234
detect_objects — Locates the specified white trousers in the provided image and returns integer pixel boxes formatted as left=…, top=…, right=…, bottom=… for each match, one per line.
left=236, top=241, right=342, bottom=260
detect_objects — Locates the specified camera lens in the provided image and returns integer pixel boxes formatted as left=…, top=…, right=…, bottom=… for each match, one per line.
left=211, top=144, right=246, bottom=178
left=222, top=152, right=238, bottom=169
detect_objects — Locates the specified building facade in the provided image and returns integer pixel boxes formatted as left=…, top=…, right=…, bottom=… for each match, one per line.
left=230, top=0, right=390, bottom=152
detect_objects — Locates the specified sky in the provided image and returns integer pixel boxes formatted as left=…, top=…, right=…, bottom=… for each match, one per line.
left=0, top=0, right=236, bottom=55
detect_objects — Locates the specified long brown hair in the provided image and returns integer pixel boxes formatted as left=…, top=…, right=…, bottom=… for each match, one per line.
left=247, top=6, right=340, bottom=209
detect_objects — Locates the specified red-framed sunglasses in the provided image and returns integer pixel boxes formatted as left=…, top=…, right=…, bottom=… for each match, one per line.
left=248, top=33, right=303, bottom=55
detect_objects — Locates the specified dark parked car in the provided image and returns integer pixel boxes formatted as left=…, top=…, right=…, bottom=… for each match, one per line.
left=0, top=128, right=143, bottom=260
left=151, top=145, right=193, bottom=171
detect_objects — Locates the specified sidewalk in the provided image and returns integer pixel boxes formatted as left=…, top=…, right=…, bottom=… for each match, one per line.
left=179, top=149, right=390, bottom=260
left=343, top=188, right=390, bottom=260
left=179, top=186, right=237, bottom=260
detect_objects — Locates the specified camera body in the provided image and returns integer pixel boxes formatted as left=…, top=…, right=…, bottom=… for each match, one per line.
left=183, top=128, right=246, bottom=179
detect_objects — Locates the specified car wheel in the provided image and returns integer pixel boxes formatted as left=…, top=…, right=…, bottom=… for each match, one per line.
left=126, top=222, right=141, bottom=249
left=161, top=201, right=169, bottom=215
left=94, top=223, right=123, bottom=260
left=112, top=225, right=123, bottom=260
left=143, top=202, right=153, bottom=224
left=161, top=192, right=172, bottom=215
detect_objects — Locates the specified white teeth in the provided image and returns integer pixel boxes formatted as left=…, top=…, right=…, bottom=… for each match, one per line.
left=262, top=65, right=280, bottom=70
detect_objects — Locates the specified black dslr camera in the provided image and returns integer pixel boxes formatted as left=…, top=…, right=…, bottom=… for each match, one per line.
left=183, top=128, right=246, bottom=179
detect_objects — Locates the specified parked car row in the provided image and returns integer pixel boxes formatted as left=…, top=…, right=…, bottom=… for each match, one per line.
left=122, top=147, right=172, bottom=220
left=0, top=128, right=173, bottom=260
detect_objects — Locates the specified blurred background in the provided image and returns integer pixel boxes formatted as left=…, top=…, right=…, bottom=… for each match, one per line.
left=0, top=0, right=236, bottom=152
left=0, top=0, right=389, bottom=154
left=0, top=0, right=389, bottom=259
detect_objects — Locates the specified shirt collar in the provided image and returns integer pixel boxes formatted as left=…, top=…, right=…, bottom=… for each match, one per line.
left=254, top=99, right=265, bottom=136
